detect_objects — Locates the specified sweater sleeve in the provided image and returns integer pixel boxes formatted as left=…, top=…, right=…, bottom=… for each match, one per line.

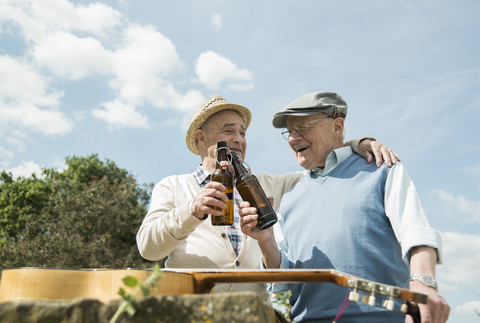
left=136, top=176, right=203, bottom=261
left=256, top=172, right=305, bottom=211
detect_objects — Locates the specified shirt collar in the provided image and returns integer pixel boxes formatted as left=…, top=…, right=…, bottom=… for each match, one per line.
left=311, top=146, right=353, bottom=176
left=193, top=164, right=212, bottom=186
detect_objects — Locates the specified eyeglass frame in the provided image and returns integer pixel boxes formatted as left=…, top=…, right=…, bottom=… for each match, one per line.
left=280, top=116, right=332, bottom=140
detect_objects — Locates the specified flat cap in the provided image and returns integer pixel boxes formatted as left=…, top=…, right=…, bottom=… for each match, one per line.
left=272, top=91, right=348, bottom=128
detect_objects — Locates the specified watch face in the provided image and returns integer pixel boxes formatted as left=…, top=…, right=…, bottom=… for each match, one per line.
left=423, top=275, right=434, bottom=284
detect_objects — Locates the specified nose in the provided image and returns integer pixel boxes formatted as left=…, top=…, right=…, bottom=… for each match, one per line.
left=288, top=128, right=302, bottom=141
left=232, top=130, right=245, bottom=143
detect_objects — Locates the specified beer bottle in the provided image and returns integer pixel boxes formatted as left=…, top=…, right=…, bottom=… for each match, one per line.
left=230, top=151, right=278, bottom=230
left=210, top=141, right=234, bottom=226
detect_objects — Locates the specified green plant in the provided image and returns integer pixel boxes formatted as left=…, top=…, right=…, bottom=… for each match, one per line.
left=271, top=290, right=292, bottom=319
left=0, top=154, right=154, bottom=269
left=110, top=263, right=164, bottom=323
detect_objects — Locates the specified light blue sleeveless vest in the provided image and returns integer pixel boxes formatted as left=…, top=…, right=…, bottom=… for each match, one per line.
left=280, top=153, right=409, bottom=322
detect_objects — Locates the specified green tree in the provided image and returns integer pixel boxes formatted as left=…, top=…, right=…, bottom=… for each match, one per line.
left=0, top=154, right=154, bottom=269
left=0, top=171, right=53, bottom=245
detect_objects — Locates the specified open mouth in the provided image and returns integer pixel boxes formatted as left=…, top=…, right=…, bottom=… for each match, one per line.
left=296, top=145, right=310, bottom=153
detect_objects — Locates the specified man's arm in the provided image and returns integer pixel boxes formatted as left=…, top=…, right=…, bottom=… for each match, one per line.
left=407, top=246, right=450, bottom=323
left=346, top=137, right=401, bottom=167
left=136, top=177, right=231, bottom=260
left=239, top=201, right=281, bottom=269
left=136, top=178, right=200, bottom=260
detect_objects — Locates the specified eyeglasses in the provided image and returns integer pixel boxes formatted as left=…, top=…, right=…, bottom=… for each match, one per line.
left=281, top=116, right=331, bottom=140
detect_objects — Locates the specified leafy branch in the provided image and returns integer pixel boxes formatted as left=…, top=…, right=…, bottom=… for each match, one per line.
left=110, top=264, right=163, bottom=323
left=271, top=290, right=291, bottom=319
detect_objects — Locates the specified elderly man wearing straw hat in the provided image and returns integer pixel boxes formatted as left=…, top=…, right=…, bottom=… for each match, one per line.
left=136, top=95, right=399, bottom=300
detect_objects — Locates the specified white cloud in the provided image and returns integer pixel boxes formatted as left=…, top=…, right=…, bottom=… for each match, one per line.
left=0, top=55, right=73, bottom=136
left=434, top=189, right=480, bottom=223
left=437, top=232, right=480, bottom=291
left=0, top=146, right=14, bottom=160
left=167, top=89, right=205, bottom=113
left=109, top=24, right=183, bottom=107
left=0, top=0, right=255, bottom=162
left=1, top=0, right=122, bottom=40
left=92, top=100, right=150, bottom=130
left=0, top=55, right=61, bottom=107
left=5, top=161, right=43, bottom=179
left=1, top=104, right=74, bottom=136
left=32, top=32, right=112, bottom=79
left=211, top=13, right=222, bottom=31
left=195, top=51, right=254, bottom=91
left=455, top=301, right=480, bottom=314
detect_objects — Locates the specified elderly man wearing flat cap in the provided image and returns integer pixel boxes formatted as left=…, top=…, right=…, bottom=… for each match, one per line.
left=239, top=91, right=450, bottom=322
left=136, top=95, right=399, bottom=300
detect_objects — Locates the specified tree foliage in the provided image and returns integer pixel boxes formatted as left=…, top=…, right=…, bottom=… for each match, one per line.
left=0, top=154, right=154, bottom=269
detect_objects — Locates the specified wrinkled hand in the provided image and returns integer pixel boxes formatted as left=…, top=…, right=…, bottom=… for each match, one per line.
left=190, top=181, right=229, bottom=220
left=239, top=201, right=274, bottom=243
left=405, top=281, right=450, bottom=323
left=359, top=139, right=401, bottom=167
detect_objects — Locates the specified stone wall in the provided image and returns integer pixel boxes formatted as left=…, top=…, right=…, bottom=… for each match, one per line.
left=0, top=292, right=288, bottom=323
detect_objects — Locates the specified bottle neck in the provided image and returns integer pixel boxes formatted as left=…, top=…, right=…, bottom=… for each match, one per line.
left=232, top=158, right=248, bottom=177
left=219, top=161, right=229, bottom=168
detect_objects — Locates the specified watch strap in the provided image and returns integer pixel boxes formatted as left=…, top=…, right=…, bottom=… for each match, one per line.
left=409, top=274, right=438, bottom=291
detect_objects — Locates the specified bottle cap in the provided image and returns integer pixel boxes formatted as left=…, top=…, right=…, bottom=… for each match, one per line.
left=219, top=161, right=230, bottom=168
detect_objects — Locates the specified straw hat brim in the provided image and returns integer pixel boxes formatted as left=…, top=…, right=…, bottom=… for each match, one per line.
left=186, top=100, right=252, bottom=155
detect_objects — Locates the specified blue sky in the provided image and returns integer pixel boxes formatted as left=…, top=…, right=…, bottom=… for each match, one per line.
left=1, top=0, right=479, bottom=321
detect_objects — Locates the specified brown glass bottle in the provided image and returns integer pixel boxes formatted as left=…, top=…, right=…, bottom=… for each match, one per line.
left=231, top=151, right=277, bottom=230
left=210, top=141, right=234, bottom=226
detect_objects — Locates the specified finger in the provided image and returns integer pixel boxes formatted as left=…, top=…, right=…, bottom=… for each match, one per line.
left=366, top=152, right=374, bottom=164
left=418, top=304, right=432, bottom=323
left=193, top=203, right=222, bottom=217
left=267, top=196, right=274, bottom=206
left=380, top=146, right=392, bottom=167
left=239, top=206, right=258, bottom=217
left=202, top=196, right=227, bottom=211
left=369, top=141, right=384, bottom=167
left=204, top=181, right=226, bottom=191
left=205, top=188, right=228, bottom=203
left=373, top=148, right=384, bottom=168
left=240, top=214, right=259, bottom=229
left=239, top=201, right=251, bottom=208
left=388, top=149, right=397, bottom=165
left=240, top=213, right=258, bottom=224
left=392, top=150, right=401, bottom=162
left=436, top=298, right=450, bottom=323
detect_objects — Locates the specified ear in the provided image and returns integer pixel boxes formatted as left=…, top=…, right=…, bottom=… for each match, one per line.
left=196, top=129, right=207, bottom=152
left=333, top=118, right=344, bottom=138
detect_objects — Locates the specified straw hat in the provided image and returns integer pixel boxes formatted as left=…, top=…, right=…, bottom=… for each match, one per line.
left=186, top=96, right=252, bottom=155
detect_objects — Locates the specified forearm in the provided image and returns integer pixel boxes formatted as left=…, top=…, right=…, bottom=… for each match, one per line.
left=408, top=245, right=451, bottom=322
left=409, top=245, right=437, bottom=276
left=136, top=204, right=200, bottom=260
left=258, top=237, right=282, bottom=269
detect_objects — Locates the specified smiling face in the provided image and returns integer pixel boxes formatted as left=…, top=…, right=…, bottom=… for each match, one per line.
left=196, top=109, right=247, bottom=172
left=285, top=113, right=344, bottom=170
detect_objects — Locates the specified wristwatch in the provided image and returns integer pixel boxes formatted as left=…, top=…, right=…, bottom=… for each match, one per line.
left=409, top=274, right=438, bottom=291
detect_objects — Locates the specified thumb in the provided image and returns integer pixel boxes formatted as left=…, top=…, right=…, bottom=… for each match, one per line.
left=268, top=196, right=274, bottom=206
